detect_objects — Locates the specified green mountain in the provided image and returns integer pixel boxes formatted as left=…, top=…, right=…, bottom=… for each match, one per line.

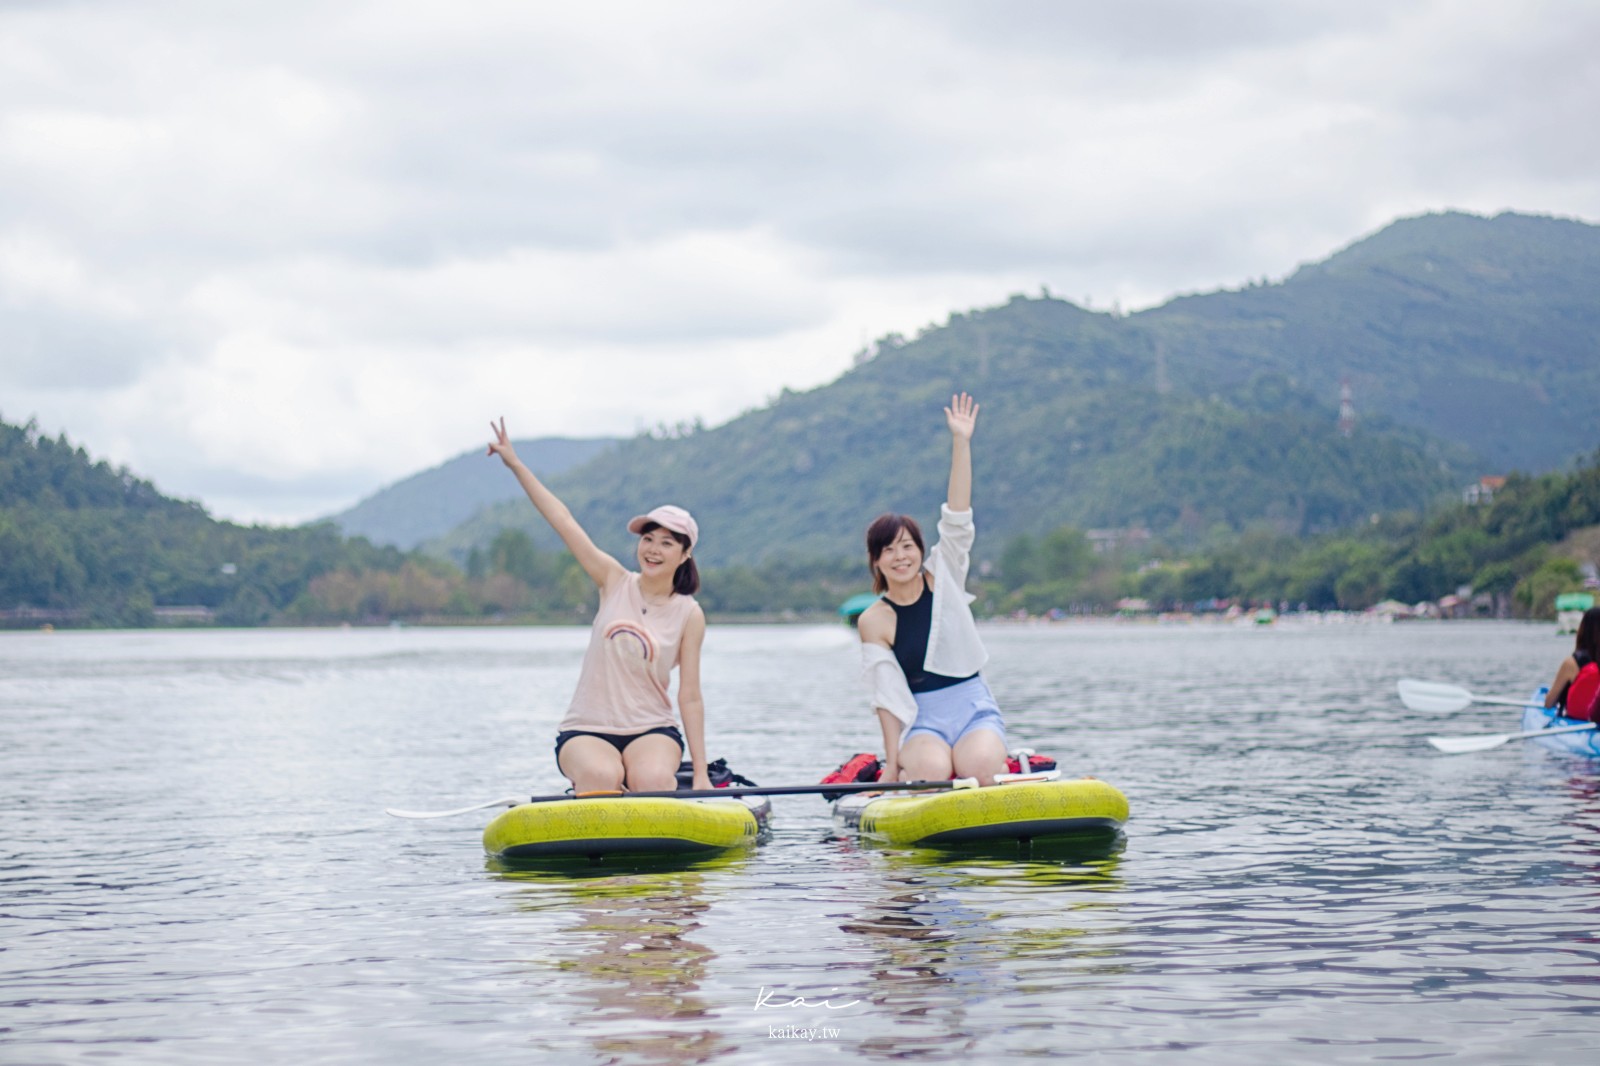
left=1141, top=210, right=1600, bottom=475
left=429, top=210, right=1599, bottom=571
left=328, top=436, right=618, bottom=549
left=0, top=417, right=404, bottom=626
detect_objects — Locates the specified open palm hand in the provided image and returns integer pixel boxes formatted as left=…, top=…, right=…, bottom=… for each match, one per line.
left=945, top=392, right=979, bottom=440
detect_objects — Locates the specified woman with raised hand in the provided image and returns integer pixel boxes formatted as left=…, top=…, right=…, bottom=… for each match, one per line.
left=857, top=393, right=1009, bottom=787
left=488, top=418, right=712, bottom=794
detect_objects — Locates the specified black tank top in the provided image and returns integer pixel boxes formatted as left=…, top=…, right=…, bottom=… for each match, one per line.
left=886, top=577, right=977, bottom=694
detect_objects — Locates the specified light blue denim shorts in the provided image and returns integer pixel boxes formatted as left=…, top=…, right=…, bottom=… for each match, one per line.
left=903, top=674, right=1006, bottom=747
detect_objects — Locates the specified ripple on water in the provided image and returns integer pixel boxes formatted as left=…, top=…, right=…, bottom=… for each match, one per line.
left=4, top=622, right=1600, bottom=1063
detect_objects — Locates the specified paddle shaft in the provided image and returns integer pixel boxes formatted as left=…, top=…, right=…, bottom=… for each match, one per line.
left=548, top=778, right=977, bottom=803
left=386, top=778, right=980, bottom=818
left=1457, top=694, right=1535, bottom=708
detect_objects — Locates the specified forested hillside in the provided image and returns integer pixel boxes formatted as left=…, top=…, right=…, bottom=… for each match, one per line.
left=1140, top=211, right=1600, bottom=475
left=8, top=209, right=1598, bottom=626
left=433, top=210, right=1596, bottom=571
left=0, top=416, right=686, bottom=626
left=1129, top=450, right=1600, bottom=616
left=0, top=418, right=406, bottom=626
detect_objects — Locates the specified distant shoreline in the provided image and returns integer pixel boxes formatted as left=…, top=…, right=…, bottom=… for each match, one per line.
left=0, top=612, right=1561, bottom=635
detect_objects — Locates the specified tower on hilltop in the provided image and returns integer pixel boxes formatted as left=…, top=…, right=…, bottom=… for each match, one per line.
left=1338, top=377, right=1355, bottom=438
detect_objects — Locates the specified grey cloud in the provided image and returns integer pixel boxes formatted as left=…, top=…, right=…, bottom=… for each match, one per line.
left=7, top=1, right=1574, bottom=294
left=0, top=303, right=162, bottom=388
left=2, top=1, right=1598, bottom=523
left=887, top=0, right=1387, bottom=62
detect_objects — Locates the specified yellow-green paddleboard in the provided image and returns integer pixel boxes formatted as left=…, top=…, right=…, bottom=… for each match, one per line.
left=833, top=778, right=1127, bottom=847
left=483, top=795, right=767, bottom=860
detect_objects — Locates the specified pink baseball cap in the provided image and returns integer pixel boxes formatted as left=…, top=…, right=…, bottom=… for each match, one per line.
left=627, top=505, right=698, bottom=548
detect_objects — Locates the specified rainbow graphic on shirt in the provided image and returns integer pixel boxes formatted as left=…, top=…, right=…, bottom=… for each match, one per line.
left=603, top=620, right=656, bottom=663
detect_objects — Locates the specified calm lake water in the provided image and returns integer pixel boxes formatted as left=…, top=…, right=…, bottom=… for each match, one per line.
left=3, top=620, right=1599, bottom=1064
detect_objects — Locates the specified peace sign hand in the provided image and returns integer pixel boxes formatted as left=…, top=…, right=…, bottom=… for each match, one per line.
left=487, top=417, right=520, bottom=466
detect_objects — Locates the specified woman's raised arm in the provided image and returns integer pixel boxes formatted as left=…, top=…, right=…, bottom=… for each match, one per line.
left=944, top=392, right=978, bottom=512
left=487, top=417, right=625, bottom=591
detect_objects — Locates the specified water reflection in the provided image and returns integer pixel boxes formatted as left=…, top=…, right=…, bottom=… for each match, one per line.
left=19, top=623, right=1600, bottom=1062
left=830, top=835, right=1128, bottom=1057
left=492, top=858, right=748, bottom=1066
left=886, top=832, right=1128, bottom=886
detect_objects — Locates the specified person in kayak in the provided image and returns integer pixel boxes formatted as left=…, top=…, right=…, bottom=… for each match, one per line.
left=488, top=418, right=712, bottom=793
left=1546, top=605, right=1600, bottom=721
left=856, top=392, right=1009, bottom=787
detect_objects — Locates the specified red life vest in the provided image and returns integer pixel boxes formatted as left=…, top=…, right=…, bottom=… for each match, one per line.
left=820, top=753, right=883, bottom=801
left=1563, top=655, right=1600, bottom=722
left=818, top=751, right=1062, bottom=800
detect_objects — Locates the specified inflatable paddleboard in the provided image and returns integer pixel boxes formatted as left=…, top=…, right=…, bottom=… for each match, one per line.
left=484, top=795, right=769, bottom=861
left=833, top=777, right=1127, bottom=847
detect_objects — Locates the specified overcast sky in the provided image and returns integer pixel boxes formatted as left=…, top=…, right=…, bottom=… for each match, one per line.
left=3, top=1, right=1597, bottom=525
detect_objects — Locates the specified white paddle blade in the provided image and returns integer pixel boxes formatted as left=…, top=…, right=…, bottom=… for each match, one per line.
left=1427, top=734, right=1510, bottom=754
left=1427, top=722, right=1597, bottom=755
left=1397, top=679, right=1474, bottom=712
left=385, top=796, right=524, bottom=819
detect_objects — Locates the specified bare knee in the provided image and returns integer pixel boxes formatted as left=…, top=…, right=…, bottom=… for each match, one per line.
left=559, top=738, right=625, bottom=793
left=900, top=740, right=953, bottom=782
left=953, top=733, right=1008, bottom=786
left=568, top=766, right=624, bottom=793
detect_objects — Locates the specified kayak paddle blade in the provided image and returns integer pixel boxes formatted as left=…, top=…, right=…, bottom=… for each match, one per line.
left=1427, top=722, right=1597, bottom=755
left=386, top=796, right=525, bottom=819
left=1398, top=679, right=1474, bottom=713
left=1427, top=734, right=1510, bottom=754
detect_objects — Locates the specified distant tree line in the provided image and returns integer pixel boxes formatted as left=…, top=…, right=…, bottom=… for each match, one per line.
left=1112, top=451, right=1600, bottom=617
left=4, top=413, right=1596, bottom=627
left=282, top=528, right=867, bottom=623
left=910, top=452, right=1600, bottom=619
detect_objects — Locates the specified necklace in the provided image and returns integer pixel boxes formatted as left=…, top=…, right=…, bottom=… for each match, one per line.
left=640, top=588, right=672, bottom=614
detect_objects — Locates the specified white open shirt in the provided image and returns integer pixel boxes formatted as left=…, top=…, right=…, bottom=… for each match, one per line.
left=861, top=504, right=991, bottom=727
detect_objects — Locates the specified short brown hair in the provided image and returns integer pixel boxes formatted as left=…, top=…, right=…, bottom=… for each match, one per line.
left=865, top=512, right=925, bottom=594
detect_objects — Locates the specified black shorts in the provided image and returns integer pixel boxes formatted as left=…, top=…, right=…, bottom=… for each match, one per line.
left=554, top=726, right=684, bottom=761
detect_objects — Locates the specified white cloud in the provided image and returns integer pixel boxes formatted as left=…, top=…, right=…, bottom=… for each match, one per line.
left=0, top=0, right=1596, bottom=524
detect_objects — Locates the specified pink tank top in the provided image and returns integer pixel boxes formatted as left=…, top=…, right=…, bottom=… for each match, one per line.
left=560, top=573, right=698, bottom=733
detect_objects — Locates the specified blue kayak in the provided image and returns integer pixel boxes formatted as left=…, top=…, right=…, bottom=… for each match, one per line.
left=1521, top=688, right=1600, bottom=757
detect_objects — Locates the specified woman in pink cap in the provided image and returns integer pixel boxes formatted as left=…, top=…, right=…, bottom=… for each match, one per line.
left=488, top=418, right=712, bottom=793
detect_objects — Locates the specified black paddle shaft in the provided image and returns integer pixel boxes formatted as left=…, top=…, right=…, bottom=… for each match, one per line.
left=523, top=780, right=969, bottom=804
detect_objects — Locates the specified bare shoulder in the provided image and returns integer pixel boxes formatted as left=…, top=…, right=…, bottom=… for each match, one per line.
left=857, top=600, right=894, bottom=645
